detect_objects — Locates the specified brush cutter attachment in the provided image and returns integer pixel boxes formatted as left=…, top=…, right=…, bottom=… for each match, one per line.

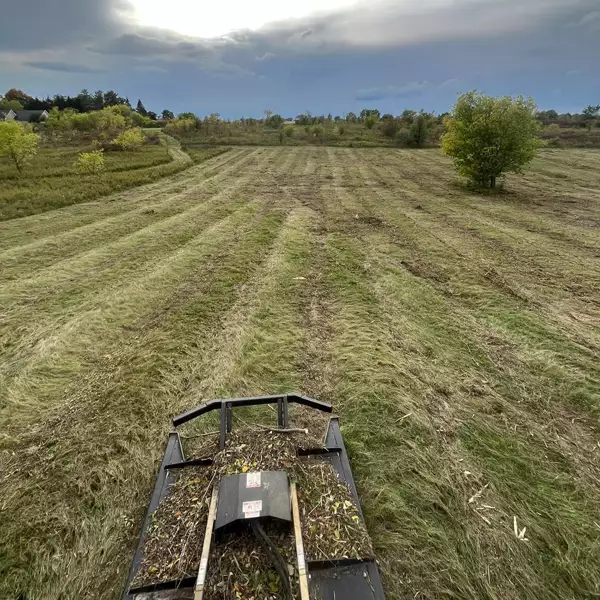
left=123, top=394, right=385, bottom=600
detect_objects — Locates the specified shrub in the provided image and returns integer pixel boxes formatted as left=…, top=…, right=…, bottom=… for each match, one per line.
left=284, top=125, right=294, bottom=138
left=113, top=128, right=145, bottom=151
left=313, top=124, right=324, bottom=137
left=442, top=91, right=541, bottom=188
left=0, top=121, right=40, bottom=173
left=365, top=115, right=378, bottom=130
left=75, top=149, right=106, bottom=175
left=381, top=118, right=399, bottom=139
left=409, top=115, right=429, bottom=147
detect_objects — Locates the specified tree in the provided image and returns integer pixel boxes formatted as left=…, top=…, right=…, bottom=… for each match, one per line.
left=92, top=90, right=105, bottom=111
left=0, top=121, right=40, bottom=173
left=162, top=109, right=175, bottom=120
left=409, top=115, right=429, bottom=147
left=0, top=98, right=23, bottom=111
left=4, top=88, right=32, bottom=105
left=360, top=108, right=380, bottom=121
left=76, top=89, right=93, bottom=113
left=136, top=99, right=148, bottom=117
left=582, top=105, right=600, bottom=130
left=177, top=112, right=197, bottom=120
left=442, top=91, right=541, bottom=189
left=401, top=109, right=417, bottom=124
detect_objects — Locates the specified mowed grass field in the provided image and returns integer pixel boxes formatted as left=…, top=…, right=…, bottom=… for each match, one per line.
left=0, top=134, right=228, bottom=221
left=1, top=147, right=599, bottom=600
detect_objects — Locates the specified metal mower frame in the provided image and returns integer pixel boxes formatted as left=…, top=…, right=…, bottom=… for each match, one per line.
left=123, top=393, right=386, bottom=600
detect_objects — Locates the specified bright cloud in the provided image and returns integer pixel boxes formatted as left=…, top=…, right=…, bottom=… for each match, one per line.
left=129, top=0, right=360, bottom=38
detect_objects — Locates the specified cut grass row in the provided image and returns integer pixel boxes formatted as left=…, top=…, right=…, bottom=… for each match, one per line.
left=0, top=147, right=599, bottom=600
left=0, top=134, right=229, bottom=221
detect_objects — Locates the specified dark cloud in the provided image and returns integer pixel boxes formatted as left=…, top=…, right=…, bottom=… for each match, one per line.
left=0, top=0, right=598, bottom=117
left=88, top=32, right=216, bottom=59
left=24, top=61, right=107, bottom=73
left=0, top=0, right=130, bottom=51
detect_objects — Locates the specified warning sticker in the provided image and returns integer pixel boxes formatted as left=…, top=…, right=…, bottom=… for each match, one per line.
left=244, top=511, right=261, bottom=519
left=242, top=500, right=262, bottom=514
left=246, top=472, right=262, bottom=488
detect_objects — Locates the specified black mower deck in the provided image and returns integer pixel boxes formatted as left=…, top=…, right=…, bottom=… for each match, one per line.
left=123, top=394, right=385, bottom=600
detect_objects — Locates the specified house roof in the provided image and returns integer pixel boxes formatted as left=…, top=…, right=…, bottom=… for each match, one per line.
left=14, top=109, right=49, bottom=121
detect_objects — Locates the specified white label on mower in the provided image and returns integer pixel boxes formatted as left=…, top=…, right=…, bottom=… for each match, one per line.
left=246, top=472, right=262, bottom=488
left=242, top=500, right=262, bottom=517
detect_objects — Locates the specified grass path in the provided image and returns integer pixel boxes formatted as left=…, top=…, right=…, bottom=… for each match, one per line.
left=1, top=148, right=599, bottom=600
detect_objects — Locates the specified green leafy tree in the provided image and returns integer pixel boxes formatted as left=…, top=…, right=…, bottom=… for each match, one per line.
left=162, top=109, right=175, bottom=120
left=0, top=98, right=23, bottom=111
left=441, top=91, right=541, bottom=189
left=75, top=149, right=106, bottom=175
left=360, top=108, right=380, bottom=121
left=409, top=115, right=429, bottom=147
left=113, top=127, right=145, bottom=151
left=0, top=121, right=39, bottom=173
left=582, top=105, right=600, bottom=130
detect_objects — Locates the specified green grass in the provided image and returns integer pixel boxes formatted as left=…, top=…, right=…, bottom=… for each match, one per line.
left=0, top=134, right=230, bottom=221
left=0, top=147, right=599, bottom=600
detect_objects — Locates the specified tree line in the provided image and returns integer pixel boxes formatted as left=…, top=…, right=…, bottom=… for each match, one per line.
left=0, top=88, right=175, bottom=121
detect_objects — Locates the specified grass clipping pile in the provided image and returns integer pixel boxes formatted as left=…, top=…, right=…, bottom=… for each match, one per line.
left=132, top=425, right=373, bottom=598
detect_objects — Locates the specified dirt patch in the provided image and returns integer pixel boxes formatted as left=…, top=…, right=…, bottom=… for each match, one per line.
left=401, top=258, right=450, bottom=283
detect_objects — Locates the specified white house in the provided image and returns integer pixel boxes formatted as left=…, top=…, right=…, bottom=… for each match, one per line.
left=0, top=109, right=16, bottom=121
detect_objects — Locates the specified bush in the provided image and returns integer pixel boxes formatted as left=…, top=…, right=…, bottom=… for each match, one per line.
left=409, top=115, right=429, bottom=147
left=283, top=125, right=294, bottom=138
left=113, top=128, right=145, bottom=151
left=395, top=129, right=411, bottom=147
left=365, top=115, right=378, bottom=130
left=381, top=118, right=399, bottom=139
left=313, top=125, right=324, bottom=137
left=0, top=121, right=40, bottom=173
left=75, top=149, right=106, bottom=175
left=442, top=91, right=541, bottom=188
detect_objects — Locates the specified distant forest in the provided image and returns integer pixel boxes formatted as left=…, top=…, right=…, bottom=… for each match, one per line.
left=1, top=87, right=599, bottom=129
left=0, top=88, right=165, bottom=120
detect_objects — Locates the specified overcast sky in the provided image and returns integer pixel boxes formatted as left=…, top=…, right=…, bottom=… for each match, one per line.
left=0, top=0, right=598, bottom=117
